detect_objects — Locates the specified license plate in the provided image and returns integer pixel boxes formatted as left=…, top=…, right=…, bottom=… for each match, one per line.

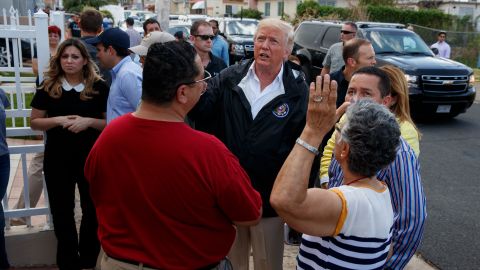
left=436, top=105, right=451, bottom=113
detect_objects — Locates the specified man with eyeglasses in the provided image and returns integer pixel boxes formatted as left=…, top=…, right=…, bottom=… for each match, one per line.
left=85, top=41, right=262, bottom=270
left=430, top=31, right=450, bottom=59
left=320, top=22, right=357, bottom=76
left=190, top=20, right=227, bottom=77
left=190, top=18, right=311, bottom=270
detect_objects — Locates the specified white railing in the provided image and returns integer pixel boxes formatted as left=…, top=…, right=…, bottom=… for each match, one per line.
left=2, top=6, right=51, bottom=228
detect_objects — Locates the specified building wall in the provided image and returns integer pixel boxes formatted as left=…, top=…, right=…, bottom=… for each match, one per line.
left=256, top=0, right=297, bottom=18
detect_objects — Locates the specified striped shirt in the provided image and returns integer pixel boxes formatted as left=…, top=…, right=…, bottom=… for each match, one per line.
left=298, top=185, right=394, bottom=270
left=328, top=137, right=427, bottom=269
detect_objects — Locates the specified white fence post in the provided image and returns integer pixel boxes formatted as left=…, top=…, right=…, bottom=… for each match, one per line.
left=2, top=5, right=52, bottom=230
left=7, top=6, right=24, bottom=111
left=50, top=10, right=65, bottom=43
left=34, top=8, right=49, bottom=83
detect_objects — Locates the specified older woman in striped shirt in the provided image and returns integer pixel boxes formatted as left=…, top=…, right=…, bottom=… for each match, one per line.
left=271, top=73, right=401, bottom=269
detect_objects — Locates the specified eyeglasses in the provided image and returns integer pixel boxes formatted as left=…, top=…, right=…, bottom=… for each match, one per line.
left=341, top=30, right=356, bottom=35
left=194, top=35, right=215, bottom=41
left=185, top=70, right=212, bottom=85
left=184, top=70, right=212, bottom=95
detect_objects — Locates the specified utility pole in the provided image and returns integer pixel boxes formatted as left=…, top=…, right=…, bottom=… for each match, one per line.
left=155, top=0, right=170, bottom=32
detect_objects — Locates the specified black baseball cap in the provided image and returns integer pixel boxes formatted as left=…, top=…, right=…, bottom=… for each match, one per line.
left=85, top=27, right=130, bottom=49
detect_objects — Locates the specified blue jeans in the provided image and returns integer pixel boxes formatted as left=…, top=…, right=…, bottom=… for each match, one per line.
left=0, top=154, right=10, bottom=268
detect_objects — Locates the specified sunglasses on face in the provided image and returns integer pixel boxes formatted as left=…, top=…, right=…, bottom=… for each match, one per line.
left=341, top=30, right=356, bottom=35
left=194, top=35, right=215, bottom=41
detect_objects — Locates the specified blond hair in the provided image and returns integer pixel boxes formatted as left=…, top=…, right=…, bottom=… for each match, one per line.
left=380, top=65, right=421, bottom=137
left=255, top=18, right=294, bottom=53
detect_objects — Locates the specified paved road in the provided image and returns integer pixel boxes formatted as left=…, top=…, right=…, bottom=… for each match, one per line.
left=416, top=102, right=480, bottom=269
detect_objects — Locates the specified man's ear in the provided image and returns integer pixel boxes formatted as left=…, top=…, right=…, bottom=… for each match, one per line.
left=108, top=46, right=117, bottom=56
left=283, top=48, right=290, bottom=60
left=346, top=57, right=356, bottom=67
left=388, top=95, right=398, bottom=109
left=176, top=85, right=188, bottom=104
left=382, top=95, right=393, bottom=107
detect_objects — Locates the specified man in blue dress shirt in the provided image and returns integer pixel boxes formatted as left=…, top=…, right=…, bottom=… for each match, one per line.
left=87, top=28, right=142, bottom=123
left=209, top=19, right=229, bottom=66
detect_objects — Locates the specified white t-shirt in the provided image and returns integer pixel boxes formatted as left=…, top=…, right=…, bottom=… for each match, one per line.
left=298, top=184, right=394, bottom=270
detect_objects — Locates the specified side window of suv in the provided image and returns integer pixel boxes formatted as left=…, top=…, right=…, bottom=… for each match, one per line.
left=403, top=36, right=417, bottom=51
left=322, top=27, right=341, bottom=48
left=295, top=24, right=323, bottom=48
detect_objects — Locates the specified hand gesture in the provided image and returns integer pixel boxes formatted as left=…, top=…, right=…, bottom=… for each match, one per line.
left=305, top=75, right=338, bottom=135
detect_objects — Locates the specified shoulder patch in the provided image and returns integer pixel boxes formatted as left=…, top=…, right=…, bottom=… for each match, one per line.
left=272, top=103, right=289, bottom=118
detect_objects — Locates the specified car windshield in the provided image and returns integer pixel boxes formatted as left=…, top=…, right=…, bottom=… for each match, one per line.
left=364, top=29, right=433, bottom=56
left=226, top=21, right=258, bottom=36
left=168, top=26, right=190, bottom=38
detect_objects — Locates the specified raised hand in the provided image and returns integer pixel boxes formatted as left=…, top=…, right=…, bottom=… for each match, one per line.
left=305, top=74, right=338, bottom=136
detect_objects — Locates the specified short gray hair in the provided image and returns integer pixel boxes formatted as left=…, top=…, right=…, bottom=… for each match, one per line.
left=254, top=18, right=294, bottom=54
left=339, top=99, right=400, bottom=177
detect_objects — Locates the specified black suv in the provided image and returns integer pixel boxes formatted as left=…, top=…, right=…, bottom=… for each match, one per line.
left=293, top=21, right=476, bottom=117
left=217, top=18, right=258, bottom=65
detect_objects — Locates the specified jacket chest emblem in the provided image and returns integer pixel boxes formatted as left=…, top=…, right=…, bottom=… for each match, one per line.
left=272, top=103, right=289, bottom=118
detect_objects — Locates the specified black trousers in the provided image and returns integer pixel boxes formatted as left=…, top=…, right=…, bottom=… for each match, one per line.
left=43, top=152, right=100, bottom=270
left=0, top=154, right=10, bottom=269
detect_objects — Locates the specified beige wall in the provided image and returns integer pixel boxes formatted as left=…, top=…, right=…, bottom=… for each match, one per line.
left=257, top=0, right=296, bottom=19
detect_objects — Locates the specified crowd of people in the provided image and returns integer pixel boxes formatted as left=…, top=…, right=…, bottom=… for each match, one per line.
left=2, top=9, right=429, bottom=270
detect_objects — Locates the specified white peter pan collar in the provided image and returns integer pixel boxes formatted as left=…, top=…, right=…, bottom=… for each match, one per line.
left=62, top=78, right=85, bottom=92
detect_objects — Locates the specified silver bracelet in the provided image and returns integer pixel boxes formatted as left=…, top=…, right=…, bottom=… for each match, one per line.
left=295, top=138, right=320, bottom=156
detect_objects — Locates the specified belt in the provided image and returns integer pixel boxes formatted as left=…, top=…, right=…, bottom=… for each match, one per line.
left=108, top=254, right=157, bottom=269
left=108, top=254, right=220, bottom=270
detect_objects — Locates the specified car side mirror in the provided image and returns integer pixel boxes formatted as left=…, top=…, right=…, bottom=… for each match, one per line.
left=431, top=47, right=439, bottom=55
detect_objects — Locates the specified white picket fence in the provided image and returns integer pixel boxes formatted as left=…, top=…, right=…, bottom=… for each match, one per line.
left=1, top=6, right=60, bottom=228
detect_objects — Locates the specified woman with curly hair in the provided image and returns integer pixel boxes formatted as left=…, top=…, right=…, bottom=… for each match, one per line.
left=30, top=38, right=108, bottom=270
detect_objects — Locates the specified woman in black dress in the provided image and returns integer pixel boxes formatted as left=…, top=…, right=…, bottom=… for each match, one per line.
left=30, top=38, right=108, bottom=270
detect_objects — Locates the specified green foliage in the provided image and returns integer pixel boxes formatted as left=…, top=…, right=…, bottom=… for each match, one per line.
left=63, top=0, right=118, bottom=12
left=5, top=93, right=34, bottom=128
left=296, top=1, right=471, bottom=31
left=296, top=1, right=320, bottom=17
left=297, top=2, right=349, bottom=19
left=295, top=1, right=480, bottom=68
left=100, top=10, right=114, bottom=20
left=294, top=2, right=355, bottom=25
left=366, top=5, right=455, bottom=30
left=359, top=0, right=394, bottom=6
left=235, top=8, right=263, bottom=20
